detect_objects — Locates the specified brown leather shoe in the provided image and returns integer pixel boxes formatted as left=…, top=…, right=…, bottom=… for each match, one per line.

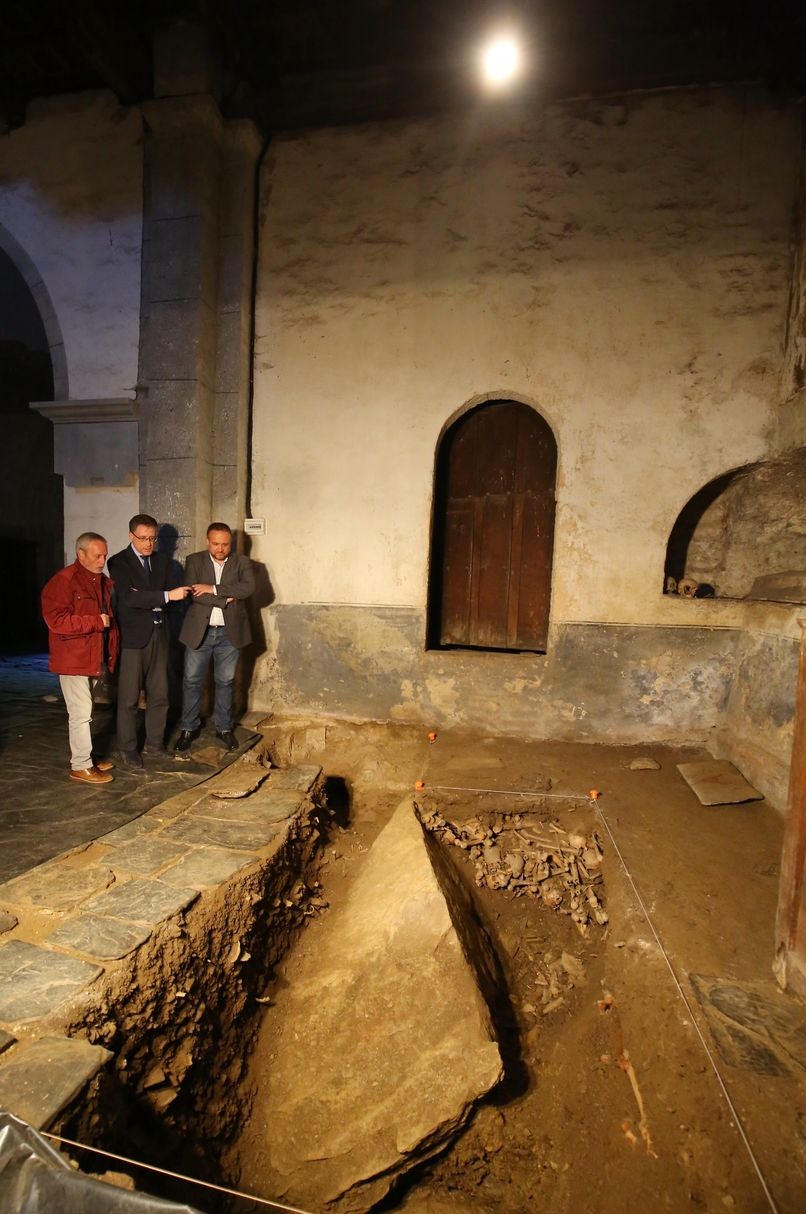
left=94, top=759, right=115, bottom=772
left=70, top=766, right=113, bottom=785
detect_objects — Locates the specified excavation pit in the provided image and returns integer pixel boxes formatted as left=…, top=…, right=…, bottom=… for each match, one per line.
left=1, top=720, right=804, bottom=1214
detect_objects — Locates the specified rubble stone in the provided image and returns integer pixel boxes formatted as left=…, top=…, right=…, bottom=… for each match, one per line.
left=260, top=799, right=502, bottom=1212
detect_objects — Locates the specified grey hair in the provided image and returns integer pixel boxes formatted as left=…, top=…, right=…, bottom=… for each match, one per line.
left=75, top=531, right=106, bottom=553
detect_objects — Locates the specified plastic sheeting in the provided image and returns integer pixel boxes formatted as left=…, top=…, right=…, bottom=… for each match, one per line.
left=0, top=1111, right=202, bottom=1213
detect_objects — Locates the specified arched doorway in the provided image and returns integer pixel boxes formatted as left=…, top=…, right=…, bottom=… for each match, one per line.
left=428, top=400, right=557, bottom=652
left=0, top=245, right=63, bottom=650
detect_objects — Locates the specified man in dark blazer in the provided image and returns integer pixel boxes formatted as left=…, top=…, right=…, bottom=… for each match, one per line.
left=174, top=522, right=255, bottom=754
left=108, top=514, right=189, bottom=769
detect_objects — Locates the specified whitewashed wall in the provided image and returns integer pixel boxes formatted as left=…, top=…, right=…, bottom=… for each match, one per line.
left=252, top=86, right=798, bottom=628
left=0, top=90, right=143, bottom=401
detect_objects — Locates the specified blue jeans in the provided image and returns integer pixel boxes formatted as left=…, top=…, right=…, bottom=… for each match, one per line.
left=180, top=627, right=239, bottom=732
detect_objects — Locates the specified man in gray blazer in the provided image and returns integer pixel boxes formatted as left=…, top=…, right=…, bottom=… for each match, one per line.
left=174, top=523, right=255, bottom=754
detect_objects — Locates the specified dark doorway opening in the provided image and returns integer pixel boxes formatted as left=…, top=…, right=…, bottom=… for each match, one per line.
left=428, top=400, right=557, bottom=653
left=0, top=246, right=62, bottom=652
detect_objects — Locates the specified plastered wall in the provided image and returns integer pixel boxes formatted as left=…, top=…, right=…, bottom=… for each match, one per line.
left=248, top=85, right=803, bottom=801
left=0, top=91, right=143, bottom=400
left=252, top=86, right=798, bottom=622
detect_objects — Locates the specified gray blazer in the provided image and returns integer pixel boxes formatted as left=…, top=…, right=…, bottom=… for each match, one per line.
left=178, top=551, right=255, bottom=650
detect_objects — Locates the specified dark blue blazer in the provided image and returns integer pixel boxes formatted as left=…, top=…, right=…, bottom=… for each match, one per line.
left=108, top=546, right=180, bottom=649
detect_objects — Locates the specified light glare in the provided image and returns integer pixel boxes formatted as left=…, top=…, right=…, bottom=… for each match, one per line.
left=481, top=35, right=521, bottom=87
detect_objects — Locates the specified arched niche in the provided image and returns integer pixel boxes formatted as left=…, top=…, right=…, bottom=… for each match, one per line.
left=0, top=243, right=64, bottom=647
left=664, top=447, right=806, bottom=603
left=427, top=399, right=558, bottom=652
left=0, top=225, right=67, bottom=399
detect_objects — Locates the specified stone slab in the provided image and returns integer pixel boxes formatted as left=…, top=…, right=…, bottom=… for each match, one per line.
left=82, top=879, right=199, bottom=925
left=209, top=763, right=269, bottom=799
left=163, top=816, right=285, bottom=851
left=158, top=846, right=258, bottom=889
left=0, top=1035, right=112, bottom=1129
left=266, top=765, right=323, bottom=794
left=98, top=817, right=163, bottom=846
left=677, top=760, right=764, bottom=806
left=0, top=866, right=116, bottom=912
left=106, top=837, right=190, bottom=875
left=47, top=915, right=152, bottom=961
left=0, top=940, right=103, bottom=1023
left=189, top=789, right=303, bottom=826
left=261, top=800, right=502, bottom=1212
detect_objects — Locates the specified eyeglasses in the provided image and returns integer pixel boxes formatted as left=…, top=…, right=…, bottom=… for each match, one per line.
left=132, top=534, right=157, bottom=543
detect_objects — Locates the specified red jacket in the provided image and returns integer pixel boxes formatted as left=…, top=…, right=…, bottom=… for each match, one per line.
left=41, top=560, right=119, bottom=676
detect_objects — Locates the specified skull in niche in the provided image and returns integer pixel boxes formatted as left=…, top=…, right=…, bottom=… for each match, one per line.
left=665, top=575, right=678, bottom=594
left=678, top=577, right=699, bottom=598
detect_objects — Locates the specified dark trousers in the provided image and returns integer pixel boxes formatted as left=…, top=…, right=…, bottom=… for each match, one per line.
left=116, top=624, right=169, bottom=752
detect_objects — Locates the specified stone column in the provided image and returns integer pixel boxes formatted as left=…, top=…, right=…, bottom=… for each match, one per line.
left=136, top=24, right=260, bottom=557
left=213, top=121, right=263, bottom=532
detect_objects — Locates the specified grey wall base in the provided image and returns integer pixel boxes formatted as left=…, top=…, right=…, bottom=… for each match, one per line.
left=255, top=605, right=799, bottom=808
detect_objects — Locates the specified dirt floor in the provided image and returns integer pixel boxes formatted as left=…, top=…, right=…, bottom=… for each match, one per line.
left=232, top=718, right=806, bottom=1214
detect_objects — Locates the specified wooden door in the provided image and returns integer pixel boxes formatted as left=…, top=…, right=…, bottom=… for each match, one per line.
left=430, top=402, right=557, bottom=651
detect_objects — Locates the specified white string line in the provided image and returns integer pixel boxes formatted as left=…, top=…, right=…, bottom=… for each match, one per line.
left=595, top=803, right=779, bottom=1214
left=41, top=1130, right=316, bottom=1214
left=425, top=783, right=595, bottom=800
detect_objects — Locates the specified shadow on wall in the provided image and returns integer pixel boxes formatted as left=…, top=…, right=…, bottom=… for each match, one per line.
left=664, top=447, right=806, bottom=604
left=240, top=533, right=274, bottom=720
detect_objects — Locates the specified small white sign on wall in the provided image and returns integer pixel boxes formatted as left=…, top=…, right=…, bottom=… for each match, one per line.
left=244, top=518, right=265, bottom=535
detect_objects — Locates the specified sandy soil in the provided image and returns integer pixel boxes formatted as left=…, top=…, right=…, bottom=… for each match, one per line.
left=234, top=719, right=806, bottom=1214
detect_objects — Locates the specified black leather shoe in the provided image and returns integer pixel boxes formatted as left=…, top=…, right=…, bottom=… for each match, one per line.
left=119, top=750, right=145, bottom=771
left=215, top=730, right=239, bottom=752
left=174, top=729, right=199, bottom=753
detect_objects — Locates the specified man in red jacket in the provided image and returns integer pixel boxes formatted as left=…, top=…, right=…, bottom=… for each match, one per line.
left=41, top=532, right=120, bottom=785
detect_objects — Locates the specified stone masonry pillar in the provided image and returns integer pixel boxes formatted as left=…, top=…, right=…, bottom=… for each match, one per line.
left=137, top=24, right=259, bottom=557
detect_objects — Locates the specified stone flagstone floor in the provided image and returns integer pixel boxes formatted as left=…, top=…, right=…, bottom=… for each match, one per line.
left=0, top=653, right=251, bottom=884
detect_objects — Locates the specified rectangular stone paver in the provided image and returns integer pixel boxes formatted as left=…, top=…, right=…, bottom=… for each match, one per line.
left=47, top=914, right=152, bottom=961
left=82, top=879, right=198, bottom=925
left=159, top=846, right=258, bottom=890
left=0, top=1035, right=112, bottom=1129
left=98, top=817, right=162, bottom=846
left=0, top=940, right=103, bottom=1023
left=209, top=763, right=270, bottom=799
left=106, top=836, right=190, bottom=875
left=267, top=765, right=323, bottom=793
left=191, top=789, right=304, bottom=825
left=163, top=815, right=284, bottom=851
left=0, top=865, right=115, bottom=912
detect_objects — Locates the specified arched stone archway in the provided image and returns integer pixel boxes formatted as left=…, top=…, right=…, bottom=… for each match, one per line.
left=0, top=241, right=64, bottom=647
left=0, top=224, right=68, bottom=399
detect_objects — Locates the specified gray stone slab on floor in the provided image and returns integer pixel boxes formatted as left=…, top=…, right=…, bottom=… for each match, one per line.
left=46, top=915, right=153, bottom=961
left=106, top=836, right=190, bottom=875
left=0, top=654, right=252, bottom=884
left=0, top=1035, right=112, bottom=1129
left=266, top=765, right=323, bottom=792
left=0, top=866, right=115, bottom=912
left=163, top=815, right=285, bottom=850
left=159, top=846, right=258, bottom=889
left=0, top=940, right=103, bottom=1023
left=82, top=878, right=199, bottom=925
left=189, top=789, right=303, bottom=825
